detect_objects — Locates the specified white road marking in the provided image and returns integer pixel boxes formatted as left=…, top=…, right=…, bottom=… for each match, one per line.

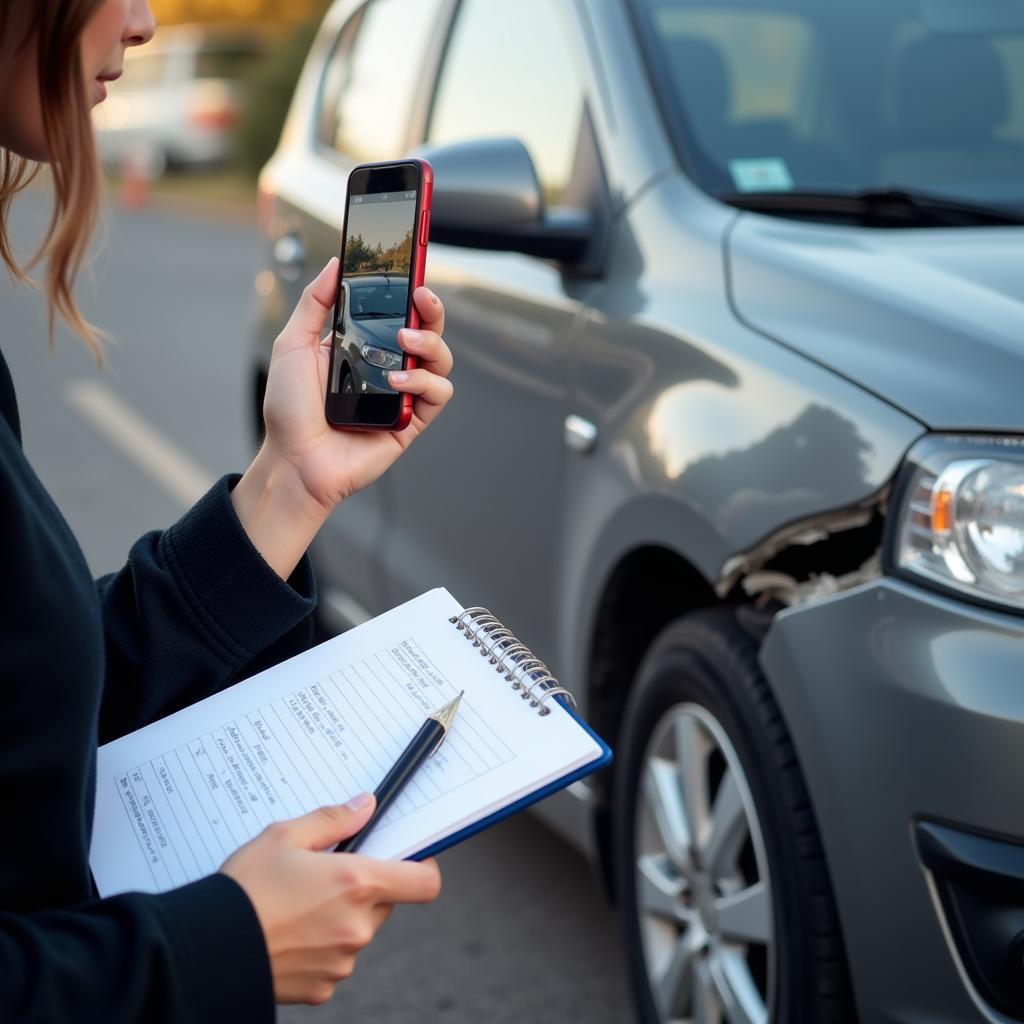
left=65, top=378, right=214, bottom=507
left=321, top=587, right=372, bottom=627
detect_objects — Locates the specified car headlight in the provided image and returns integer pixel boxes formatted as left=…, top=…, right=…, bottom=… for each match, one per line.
left=359, top=345, right=403, bottom=371
left=893, top=436, right=1024, bottom=610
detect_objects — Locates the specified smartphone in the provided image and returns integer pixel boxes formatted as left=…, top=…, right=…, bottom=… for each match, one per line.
left=325, top=158, right=433, bottom=431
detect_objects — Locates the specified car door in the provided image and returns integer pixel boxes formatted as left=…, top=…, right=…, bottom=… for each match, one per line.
left=273, top=0, right=447, bottom=624
left=379, top=0, right=595, bottom=669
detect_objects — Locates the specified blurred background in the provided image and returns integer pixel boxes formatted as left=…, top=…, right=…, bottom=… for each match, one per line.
left=92, top=0, right=328, bottom=210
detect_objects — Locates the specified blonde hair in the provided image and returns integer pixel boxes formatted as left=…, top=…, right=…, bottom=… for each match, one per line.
left=0, top=0, right=105, bottom=361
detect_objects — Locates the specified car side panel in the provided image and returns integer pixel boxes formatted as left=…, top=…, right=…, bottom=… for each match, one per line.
left=564, top=174, right=925, bottom=704
left=378, top=242, right=590, bottom=671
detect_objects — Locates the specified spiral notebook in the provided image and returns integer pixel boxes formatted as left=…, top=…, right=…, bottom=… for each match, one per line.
left=89, top=588, right=611, bottom=896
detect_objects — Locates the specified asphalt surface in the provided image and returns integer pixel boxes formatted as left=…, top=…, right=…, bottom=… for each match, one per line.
left=2, top=186, right=634, bottom=1024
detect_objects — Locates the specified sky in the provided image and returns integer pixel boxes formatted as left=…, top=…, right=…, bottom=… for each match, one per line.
left=345, top=197, right=417, bottom=257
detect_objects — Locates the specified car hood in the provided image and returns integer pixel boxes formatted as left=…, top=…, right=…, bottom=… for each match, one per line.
left=348, top=317, right=404, bottom=351
left=727, top=215, right=1024, bottom=431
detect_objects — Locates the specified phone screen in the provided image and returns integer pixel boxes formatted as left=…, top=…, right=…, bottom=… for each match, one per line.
left=326, top=162, right=422, bottom=428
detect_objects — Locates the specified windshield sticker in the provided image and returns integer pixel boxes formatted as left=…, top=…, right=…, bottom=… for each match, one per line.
left=729, top=158, right=794, bottom=193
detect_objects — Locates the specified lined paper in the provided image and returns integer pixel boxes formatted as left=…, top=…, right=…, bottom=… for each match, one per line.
left=90, top=589, right=602, bottom=896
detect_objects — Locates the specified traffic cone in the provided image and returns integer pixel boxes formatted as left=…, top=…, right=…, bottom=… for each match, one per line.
left=119, top=145, right=156, bottom=211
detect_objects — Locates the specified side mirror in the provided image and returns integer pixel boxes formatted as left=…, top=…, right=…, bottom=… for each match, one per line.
left=413, top=138, right=593, bottom=264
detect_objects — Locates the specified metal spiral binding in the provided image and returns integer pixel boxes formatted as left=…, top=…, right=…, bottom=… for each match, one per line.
left=448, top=608, right=577, bottom=716
left=494, top=642, right=532, bottom=678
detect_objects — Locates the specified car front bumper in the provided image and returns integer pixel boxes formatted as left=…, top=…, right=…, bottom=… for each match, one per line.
left=761, top=577, right=1024, bottom=1024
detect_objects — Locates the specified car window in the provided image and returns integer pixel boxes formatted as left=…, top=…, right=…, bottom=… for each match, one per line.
left=651, top=7, right=817, bottom=187
left=349, top=279, right=408, bottom=319
left=320, top=0, right=442, bottom=163
left=428, top=0, right=584, bottom=205
left=319, top=10, right=365, bottom=147
left=661, top=10, right=812, bottom=128
left=637, top=0, right=1024, bottom=211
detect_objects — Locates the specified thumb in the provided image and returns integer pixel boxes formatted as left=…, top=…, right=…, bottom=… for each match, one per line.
left=281, top=257, right=339, bottom=343
left=284, top=792, right=375, bottom=850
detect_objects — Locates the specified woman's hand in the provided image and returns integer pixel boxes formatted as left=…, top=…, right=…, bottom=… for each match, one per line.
left=231, top=259, right=454, bottom=579
left=221, top=794, right=442, bottom=1005
left=261, top=258, right=454, bottom=509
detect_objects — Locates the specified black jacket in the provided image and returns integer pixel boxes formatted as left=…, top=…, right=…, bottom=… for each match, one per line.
left=0, top=348, right=317, bottom=1023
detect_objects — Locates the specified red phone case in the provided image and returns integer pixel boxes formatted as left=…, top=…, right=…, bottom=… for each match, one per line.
left=328, top=157, right=433, bottom=432
left=395, top=156, right=434, bottom=431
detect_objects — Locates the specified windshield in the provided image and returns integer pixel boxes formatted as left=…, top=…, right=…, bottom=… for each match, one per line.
left=634, top=0, right=1024, bottom=217
left=348, top=279, right=408, bottom=321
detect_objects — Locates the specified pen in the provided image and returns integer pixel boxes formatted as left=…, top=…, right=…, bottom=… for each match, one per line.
left=335, top=691, right=464, bottom=854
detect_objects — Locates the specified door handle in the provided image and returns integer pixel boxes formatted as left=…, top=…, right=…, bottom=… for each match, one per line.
left=272, top=233, right=305, bottom=282
left=565, top=414, right=598, bottom=454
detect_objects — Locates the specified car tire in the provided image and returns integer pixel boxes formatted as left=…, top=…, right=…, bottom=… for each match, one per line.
left=341, top=366, right=354, bottom=394
left=613, top=608, right=854, bottom=1024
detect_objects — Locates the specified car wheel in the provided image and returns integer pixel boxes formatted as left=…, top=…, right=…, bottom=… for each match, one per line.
left=341, top=366, right=354, bottom=394
left=614, top=608, right=854, bottom=1024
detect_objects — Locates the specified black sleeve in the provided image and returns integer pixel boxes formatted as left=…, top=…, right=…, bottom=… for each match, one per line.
left=0, top=874, right=275, bottom=1024
left=96, top=475, right=317, bottom=744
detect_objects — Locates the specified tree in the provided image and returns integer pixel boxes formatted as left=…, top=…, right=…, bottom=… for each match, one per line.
left=150, top=0, right=328, bottom=26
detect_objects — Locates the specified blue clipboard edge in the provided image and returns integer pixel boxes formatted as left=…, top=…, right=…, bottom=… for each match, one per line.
left=408, top=696, right=613, bottom=862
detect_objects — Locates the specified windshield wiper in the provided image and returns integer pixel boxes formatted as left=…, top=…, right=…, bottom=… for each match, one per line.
left=719, top=187, right=1024, bottom=227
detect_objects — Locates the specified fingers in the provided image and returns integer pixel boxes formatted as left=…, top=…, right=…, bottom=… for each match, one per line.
left=279, top=794, right=376, bottom=850
left=306, top=905, right=392, bottom=1002
left=358, top=856, right=442, bottom=905
left=283, top=258, right=339, bottom=341
left=412, top=286, right=444, bottom=336
left=397, top=328, right=453, bottom=377
left=387, top=367, right=454, bottom=418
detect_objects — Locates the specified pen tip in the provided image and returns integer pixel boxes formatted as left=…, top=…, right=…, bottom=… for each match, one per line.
left=431, top=692, right=463, bottom=731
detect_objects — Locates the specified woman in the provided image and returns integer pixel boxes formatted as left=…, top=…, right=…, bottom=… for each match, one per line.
left=0, top=1, right=454, bottom=1021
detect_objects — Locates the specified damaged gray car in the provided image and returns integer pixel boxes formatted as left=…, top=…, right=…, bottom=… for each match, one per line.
left=251, top=0, right=1024, bottom=1020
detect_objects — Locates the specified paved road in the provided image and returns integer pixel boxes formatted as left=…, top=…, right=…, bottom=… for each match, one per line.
left=3, top=188, right=634, bottom=1023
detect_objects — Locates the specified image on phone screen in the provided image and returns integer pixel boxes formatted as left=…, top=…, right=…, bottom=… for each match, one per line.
left=329, top=189, right=418, bottom=399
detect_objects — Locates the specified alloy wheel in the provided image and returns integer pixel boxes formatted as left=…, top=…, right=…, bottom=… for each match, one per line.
left=635, top=702, right=774, bottom=1024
